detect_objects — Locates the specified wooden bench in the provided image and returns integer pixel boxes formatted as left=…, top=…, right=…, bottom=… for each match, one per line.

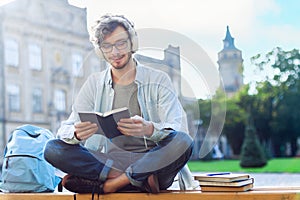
left=1, top=187, right=300, bottom=200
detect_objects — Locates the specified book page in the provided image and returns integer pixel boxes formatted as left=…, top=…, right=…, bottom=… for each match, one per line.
left=102, top=107, right=128, bottom=117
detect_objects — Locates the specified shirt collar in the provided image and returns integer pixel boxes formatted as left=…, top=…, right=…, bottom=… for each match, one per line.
left=134, top=57, right=146, bottom=85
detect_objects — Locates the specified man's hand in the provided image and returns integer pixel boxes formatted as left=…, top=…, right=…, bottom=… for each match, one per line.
left=74, top=121, right=98, bottom=141
left=117, top=115, right=154, bottom=137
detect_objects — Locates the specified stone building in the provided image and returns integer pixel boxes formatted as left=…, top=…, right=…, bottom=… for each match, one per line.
left=0, top=0, right=104, bottom=155
left=217, top=26, right=243, bottom=97
left=135, top=45, right=182, bottom=98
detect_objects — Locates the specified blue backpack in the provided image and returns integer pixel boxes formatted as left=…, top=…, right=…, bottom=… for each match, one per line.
left=0, top=124, right=61, bottom=192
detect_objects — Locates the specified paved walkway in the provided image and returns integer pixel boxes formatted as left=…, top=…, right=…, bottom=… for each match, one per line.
left=248, top=173, right=300, bottom=187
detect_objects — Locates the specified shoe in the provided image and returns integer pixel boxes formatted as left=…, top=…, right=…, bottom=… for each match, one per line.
left=144, top=174, right=160, bottom=194
left=62, top=174, right=104, bottom=194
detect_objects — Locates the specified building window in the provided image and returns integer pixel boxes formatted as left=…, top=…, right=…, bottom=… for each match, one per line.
left=4, top=38, right=19, bottom=67
left=72, top=53, right=83, bottom=77
left=54, top=89, right=66, bottom=112
left=32, top=88, right=43, bottom=113
left=29, top=43, right=42, bottom=70
left=7, top=84, right=20, bottom=112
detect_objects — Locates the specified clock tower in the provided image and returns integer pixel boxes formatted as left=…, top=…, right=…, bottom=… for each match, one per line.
left=217, top=26, right=243, bottom=96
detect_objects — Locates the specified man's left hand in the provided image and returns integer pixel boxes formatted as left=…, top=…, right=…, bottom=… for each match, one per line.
left=117, top=115, right=154, bottom=137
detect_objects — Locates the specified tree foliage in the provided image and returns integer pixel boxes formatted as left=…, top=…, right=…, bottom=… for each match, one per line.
left=240, top=113, right=267, bottom=168
left=251, top=47, right=300, bottom=156
left=222, top=92, right=246, bottom=155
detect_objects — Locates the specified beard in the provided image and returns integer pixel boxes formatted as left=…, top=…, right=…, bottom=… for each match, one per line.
left=108, top=52, right=132, bottom=70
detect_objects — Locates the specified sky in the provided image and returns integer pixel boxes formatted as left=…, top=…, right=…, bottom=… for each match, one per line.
left=1, top=0, right=300, bottom=97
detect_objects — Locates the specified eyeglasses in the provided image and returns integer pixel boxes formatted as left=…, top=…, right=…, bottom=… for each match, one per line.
left=100, top=38, right=129, bottom=53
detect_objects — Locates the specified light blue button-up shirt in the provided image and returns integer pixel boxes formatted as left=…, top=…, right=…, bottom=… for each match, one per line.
left=57, top=60, right=188, bottom=143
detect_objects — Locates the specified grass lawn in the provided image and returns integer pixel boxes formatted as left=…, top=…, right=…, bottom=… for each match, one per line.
left=188, top=157, right=300, bottom=173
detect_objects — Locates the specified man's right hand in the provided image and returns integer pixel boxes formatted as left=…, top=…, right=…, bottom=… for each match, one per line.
left=74, top=121, right=98, bottom=141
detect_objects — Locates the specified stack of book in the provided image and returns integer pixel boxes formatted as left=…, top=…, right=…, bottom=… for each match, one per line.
left=194, top=172, right=254, bottom=192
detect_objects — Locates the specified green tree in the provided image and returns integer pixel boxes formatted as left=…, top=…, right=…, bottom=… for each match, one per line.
left=222, top=95, right=246, bottom=155
left=251, top=47, right=300, bottom=156
left=240, top=112, right=267, bottom=168
left=235, top=83, right=274, bottom=146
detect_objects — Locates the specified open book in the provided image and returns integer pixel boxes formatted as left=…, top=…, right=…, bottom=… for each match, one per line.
left=78, top=107, right=130, bottom=139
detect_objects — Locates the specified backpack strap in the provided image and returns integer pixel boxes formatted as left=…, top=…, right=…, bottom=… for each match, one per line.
left=3, top=131, right=14, bottom=156
left=57, top=180, right=63, bottom=192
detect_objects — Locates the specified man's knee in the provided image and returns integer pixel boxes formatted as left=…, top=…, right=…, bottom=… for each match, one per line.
left=174, top=131, right=194, bottom=149
left=44, top=139, right=63, bottom=165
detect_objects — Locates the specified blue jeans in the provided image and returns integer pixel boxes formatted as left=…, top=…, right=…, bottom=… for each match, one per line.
left=44, top=131, right=193, bottom=190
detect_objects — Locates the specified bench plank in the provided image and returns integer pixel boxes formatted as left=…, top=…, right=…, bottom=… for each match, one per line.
left=0, top=192, right=75, bottom=200
left=1, top=188, right=300, bottom=200
left=76, top=188, right=300, bottom=200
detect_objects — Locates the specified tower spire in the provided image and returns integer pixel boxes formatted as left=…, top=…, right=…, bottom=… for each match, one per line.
left=223, top=26, right=236, bottom=49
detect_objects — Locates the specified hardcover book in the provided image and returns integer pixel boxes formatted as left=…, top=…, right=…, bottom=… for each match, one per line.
left=198, top=178, right=254, bottom=187
left=200, top=183, right=254, bottom=192
left=78, top=107, right=130, bottom=139
left=194, top=173, right=250, bottom=183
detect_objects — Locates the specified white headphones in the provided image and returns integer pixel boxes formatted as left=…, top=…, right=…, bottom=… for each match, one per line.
left=90, top=14, right=138, bottom=59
